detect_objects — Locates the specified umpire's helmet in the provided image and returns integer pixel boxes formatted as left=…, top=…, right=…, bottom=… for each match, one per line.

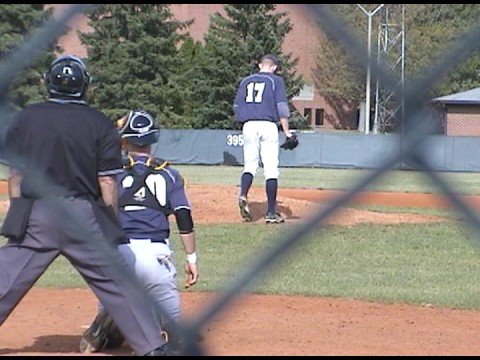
left=118, top=110, right=159, bottom=147
left=44, top=55, right=91, bottom=99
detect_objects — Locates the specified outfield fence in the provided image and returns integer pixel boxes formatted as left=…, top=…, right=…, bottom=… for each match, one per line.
left=151, top=129, right=480, bottom=172
left=1, top=4, right=480, bottom=356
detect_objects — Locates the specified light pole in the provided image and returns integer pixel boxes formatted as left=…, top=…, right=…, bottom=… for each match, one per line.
left=357, top=4, right=384, bottom=134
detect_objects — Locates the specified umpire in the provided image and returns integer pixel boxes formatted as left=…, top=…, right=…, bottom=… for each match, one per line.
left=0, top=55, right=171, bottom=356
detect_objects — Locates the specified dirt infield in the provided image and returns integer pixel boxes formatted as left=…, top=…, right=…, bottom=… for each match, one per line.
left=1, top=182, right=480, bottom=356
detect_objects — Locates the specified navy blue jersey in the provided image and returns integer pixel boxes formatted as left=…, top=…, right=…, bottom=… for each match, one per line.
left=234, top=72, right=288, bottom=123
left=117, top=155, right=190, bottom=242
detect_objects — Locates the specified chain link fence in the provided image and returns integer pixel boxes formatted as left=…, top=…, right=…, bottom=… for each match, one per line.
left=1, top=4, right=480, bottom=355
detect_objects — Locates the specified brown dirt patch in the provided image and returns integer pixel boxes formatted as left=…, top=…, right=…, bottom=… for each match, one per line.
left=1, top=181, right=479, bottom=356
left=187, top=184, right=450, bottom=226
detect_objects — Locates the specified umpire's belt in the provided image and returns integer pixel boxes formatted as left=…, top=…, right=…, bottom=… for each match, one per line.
left=119, top=238, right=168, bottom=245
left=28, top=194, right=95, bottom=201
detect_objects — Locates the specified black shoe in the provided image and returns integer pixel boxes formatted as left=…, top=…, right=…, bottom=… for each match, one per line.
left=143, top=343, right=174, bottom=356
left=265, top=212, right=285, bottom=224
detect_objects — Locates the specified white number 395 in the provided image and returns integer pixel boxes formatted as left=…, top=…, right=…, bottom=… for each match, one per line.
left=226, top=134, right=244, bottom=147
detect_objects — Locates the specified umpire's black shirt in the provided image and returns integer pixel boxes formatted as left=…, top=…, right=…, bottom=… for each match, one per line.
left=3, top=99, right=123, bottom=200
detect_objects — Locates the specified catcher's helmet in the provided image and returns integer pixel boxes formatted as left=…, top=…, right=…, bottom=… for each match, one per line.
left=118, top=110, right=159, bottom=147
left=44, top=55, right=91, bottom=99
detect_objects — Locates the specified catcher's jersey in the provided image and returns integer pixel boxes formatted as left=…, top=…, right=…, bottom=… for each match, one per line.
left=234, top=71, right=288, bottom=124
left=117, top=154, right=190, bottom=242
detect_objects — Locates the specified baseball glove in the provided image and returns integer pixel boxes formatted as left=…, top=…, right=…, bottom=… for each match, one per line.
left=79, top=308, right=125, bottom=353
left=280, top=133, right=299, bottom=150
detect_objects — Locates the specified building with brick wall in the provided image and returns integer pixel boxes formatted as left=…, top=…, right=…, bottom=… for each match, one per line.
left=433, top=87, right=480, bottom=136
left=51, top=4, right=359, bottom=131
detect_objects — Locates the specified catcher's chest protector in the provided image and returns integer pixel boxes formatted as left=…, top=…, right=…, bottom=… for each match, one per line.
left=119, top=156, right=172, bottom=215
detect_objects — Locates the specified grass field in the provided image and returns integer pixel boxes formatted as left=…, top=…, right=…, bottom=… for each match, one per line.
left=15, top=219, right=479, bottom=310
left=1, top=166, right=480, bottom=310
left=2, top=164, right=480, bottom=194
left=174, top=165, right=480, bottom=195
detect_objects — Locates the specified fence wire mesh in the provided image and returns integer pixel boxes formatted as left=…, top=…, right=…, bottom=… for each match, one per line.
left=1, top=3, right=480, bottom=356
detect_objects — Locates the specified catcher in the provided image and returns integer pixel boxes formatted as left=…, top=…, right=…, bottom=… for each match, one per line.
left=79, top=110, right=199, bottom=354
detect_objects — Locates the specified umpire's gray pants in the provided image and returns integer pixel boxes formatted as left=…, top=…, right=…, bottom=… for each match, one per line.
left=0, top=197, right=165, bottom=355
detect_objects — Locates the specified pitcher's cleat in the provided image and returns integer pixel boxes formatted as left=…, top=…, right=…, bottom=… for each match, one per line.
left=265, top=212, right=285, bottom=224
left=238, top=196, right=252, bottom=222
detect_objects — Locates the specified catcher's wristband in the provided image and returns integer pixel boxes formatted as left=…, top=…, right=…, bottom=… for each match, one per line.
left=186, top=252, right=197, bottom=264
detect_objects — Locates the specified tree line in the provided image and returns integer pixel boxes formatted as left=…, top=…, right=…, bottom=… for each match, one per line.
left=315, top=4, right=480, bottom=102
left=2, top=4, right=480, bottom=130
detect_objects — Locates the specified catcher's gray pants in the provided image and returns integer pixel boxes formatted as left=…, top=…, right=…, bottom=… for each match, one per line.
left=0, top=197, right=166, bottom=355
left=97, top=240, right=181, bottom=331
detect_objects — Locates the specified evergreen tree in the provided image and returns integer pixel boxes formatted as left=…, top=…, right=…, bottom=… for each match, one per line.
left=190, top=4, right=305, bottom=129
left=175, top=37, right=209, bottom=128
left=78, top=4, right=193, bottom=124
left=0, top=4, right=58, bottom=109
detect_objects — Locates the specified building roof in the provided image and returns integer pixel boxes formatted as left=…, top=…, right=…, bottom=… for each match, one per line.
left=432, top=87, right=480, bottom=105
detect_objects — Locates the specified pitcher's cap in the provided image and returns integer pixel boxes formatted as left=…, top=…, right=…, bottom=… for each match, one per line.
left=261, top=54, right=279, bottom=65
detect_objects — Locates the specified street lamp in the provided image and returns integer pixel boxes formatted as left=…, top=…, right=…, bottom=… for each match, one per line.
left=357, top=4, right=384, bottom=134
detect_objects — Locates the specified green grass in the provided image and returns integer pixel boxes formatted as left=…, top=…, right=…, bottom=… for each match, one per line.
left=4, top=217, right=480, bottom=310
left=2, top=165, right=480, bottom=310
left=185, top=221, right=480, bottom=310
left=2, top=164, right=480, bottom=194
left=174, top=165, right=480, bottom=195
